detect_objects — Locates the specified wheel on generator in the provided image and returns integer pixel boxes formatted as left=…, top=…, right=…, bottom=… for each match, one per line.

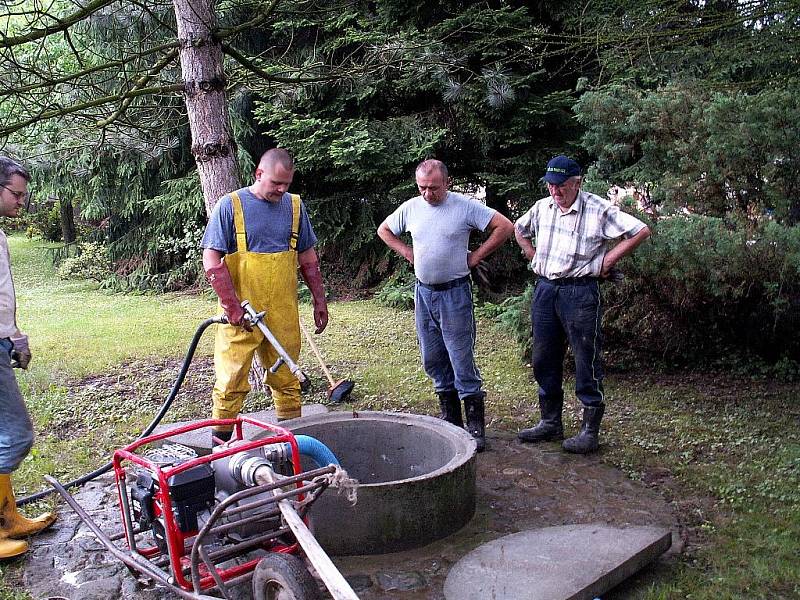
left=251, top=553, right=322, bottom=600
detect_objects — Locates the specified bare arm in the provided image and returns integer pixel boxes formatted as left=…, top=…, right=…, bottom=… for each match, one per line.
left=468, top=212, right=514, bottom=268
left=514, top=224, right=536, bottom=262
left=203, top=247, right=224, bottom=270
left=377, top=221, right=413, bottom=264
left=601, top=226, right=651, bottom=277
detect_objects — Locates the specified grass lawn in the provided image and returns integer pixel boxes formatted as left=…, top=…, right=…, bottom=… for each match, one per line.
left=1, top=234, right=798, bottom=599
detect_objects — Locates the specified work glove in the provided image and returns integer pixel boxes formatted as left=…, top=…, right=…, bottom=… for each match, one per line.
left=602, top=266, right=625, bottom=283
left=205, top=261, right=250, bottom=329
left=10, top=335, right=31, bottom=369
left=470, top=259, right=499, bottom=293
left=299, top=262, right=328, bottom=333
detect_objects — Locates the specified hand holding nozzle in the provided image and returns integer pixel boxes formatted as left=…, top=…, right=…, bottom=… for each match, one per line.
left=240, top=301, right=307, bottom=386
left=205, top=262, right=252, bottom=330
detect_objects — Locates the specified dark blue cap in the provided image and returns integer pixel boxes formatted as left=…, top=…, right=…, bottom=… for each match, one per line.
left=542, top=155, right=581, bottom=185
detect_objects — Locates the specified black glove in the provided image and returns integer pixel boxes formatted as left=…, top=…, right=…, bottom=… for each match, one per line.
left=470, top=259, right=498, bottom=292
left=10, top=336, right=31, bottom=369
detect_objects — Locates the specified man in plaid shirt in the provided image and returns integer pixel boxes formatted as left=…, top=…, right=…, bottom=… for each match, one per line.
left=514, top=156, right=651, bottom=453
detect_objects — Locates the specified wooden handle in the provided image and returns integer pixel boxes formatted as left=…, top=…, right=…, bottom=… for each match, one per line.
left=257, top=468, right=360, bottom=600
left=299, top=318, right=336, bottom=387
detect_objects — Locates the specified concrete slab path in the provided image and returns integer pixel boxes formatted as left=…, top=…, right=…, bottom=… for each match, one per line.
left=443, top=524, right=672, bottom=600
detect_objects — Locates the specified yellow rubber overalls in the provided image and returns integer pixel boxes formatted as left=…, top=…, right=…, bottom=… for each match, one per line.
left=212, top=191, right=303, bottom=425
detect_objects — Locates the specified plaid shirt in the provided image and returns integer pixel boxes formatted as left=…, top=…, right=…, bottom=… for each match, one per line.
left=515, top=190, right=646, bottom=279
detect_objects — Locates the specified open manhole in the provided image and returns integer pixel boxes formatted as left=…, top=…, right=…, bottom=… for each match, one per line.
left=265, top=411, right=477, bottom=556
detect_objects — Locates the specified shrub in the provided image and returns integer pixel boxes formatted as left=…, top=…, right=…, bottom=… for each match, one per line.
left=26, top=204, right=63, bottom=241
left=489, top=215, right=800, bottom=372
left=56, top=242, right=111, bottom=281
left=601, top=215, right=800, bottom=365
left=375, top=263, right=415, bottom=310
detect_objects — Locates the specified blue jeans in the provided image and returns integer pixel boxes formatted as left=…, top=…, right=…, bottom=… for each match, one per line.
left=0, top=337, right=34, bottom=473
left=415, top=278, right=483, bottom=398
left=531, top=278, right=604, bottom=408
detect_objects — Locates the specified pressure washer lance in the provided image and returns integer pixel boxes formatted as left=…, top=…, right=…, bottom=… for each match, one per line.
left=226, top=451, right=360, bottom=600
left=240, top=300, right=308, bottom=388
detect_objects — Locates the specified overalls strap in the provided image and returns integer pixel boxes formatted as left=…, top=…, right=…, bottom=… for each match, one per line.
left=230, top=191, right=248, bottom=253
left=289, top=194, right=301, bottom=251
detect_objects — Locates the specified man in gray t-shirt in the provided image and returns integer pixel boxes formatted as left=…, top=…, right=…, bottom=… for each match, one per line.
left=378, top=159, right=513, bottom=451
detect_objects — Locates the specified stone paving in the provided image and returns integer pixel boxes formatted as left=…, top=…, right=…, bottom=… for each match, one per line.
left=20, top=430, right=679, bottom=599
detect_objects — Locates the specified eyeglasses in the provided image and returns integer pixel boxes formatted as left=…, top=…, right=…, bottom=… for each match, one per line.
left=546, top=181, right=574, bottom=191
left=1, top=185, right=29, bottom=202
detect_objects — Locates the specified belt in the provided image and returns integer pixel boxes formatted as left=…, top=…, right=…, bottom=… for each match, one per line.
left=539, top=276, right=598, bottom=286
left=417, top=275, right=470, bottom=291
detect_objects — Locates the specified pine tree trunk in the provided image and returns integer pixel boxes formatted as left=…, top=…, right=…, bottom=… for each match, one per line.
left=173, top=0, right=267, bottom=392
left=172, top=0, right=242, bottom=217
left=59, top=198, right=76, bottom=244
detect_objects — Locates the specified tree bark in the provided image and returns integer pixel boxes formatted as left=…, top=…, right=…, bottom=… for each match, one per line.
left=172, top=0, right=242, bottom=217
left=173, top=0, right=270, bottom=392
left=59, top=198, right=76, bottom=244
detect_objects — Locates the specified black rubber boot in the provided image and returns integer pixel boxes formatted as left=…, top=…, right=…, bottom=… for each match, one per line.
left=562, top=404, right=605, bottom=454
left=463, top=393, right=486, bottom=453
left=437, top=390, right=463, bottom=428
left=518, top=395, right=564, bottom=443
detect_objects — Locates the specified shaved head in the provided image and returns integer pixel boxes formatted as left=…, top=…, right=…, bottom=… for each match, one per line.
left=251, top=148, right=295, bottom=202
left=258, top=148, right=294, bottom=172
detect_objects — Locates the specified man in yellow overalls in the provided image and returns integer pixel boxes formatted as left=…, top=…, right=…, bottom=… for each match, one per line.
left=201, top=149, right=328, bottom=442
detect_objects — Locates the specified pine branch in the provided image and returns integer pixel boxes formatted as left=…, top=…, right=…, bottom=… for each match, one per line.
left=0, top=0, right=118, bottom=48
left=0, top=83, right=185, bottom=138
left=96, top=48, right=180, bottom=127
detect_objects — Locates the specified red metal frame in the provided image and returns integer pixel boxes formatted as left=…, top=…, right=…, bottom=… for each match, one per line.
left=112, top=417, right=305, bottom=592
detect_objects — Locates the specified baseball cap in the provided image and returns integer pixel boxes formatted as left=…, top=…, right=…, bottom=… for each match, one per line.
left=542, top=155, right=581, bottom=185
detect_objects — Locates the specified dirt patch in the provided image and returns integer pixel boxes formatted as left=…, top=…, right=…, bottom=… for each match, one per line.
left=73, top=355, right=216, bottom=407
left=338, top=431, right=680, bottom=600
left=23, top=360, right=754, bottom=598
left=21, top=430, right=680, bottom=600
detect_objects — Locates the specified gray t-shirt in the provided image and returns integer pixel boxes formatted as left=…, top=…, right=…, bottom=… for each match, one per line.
left=383, top=192, right=496, bottom=285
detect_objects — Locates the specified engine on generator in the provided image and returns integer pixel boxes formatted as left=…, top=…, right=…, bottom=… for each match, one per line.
left=129, top=441, right=296, bottom=554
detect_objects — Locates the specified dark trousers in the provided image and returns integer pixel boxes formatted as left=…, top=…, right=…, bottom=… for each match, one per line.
left=531, top=277, right=604, bottom=408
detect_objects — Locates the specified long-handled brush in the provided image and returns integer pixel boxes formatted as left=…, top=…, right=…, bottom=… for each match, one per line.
left=298, top=318, right=355, bottom=403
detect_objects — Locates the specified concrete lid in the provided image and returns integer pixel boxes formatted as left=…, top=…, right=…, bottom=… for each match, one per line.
left=444, top=524, right=672, bottom=600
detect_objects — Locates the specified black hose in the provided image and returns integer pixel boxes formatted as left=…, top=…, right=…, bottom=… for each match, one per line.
left=17, top=316, right=223, bottom=506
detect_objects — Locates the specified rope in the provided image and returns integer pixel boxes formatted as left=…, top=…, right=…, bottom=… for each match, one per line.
left=326, top=466, right=359, bottom=506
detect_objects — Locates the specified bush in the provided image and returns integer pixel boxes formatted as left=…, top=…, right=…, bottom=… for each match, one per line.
left=602, top=215, right=800, bottom=365
left=26, top=204, right=63, bottom=241
left=375, top=263, right=415, bottom=310
left=57, top=242, right=111, bottom=281
left=488, top=215, right=800, bottom=373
